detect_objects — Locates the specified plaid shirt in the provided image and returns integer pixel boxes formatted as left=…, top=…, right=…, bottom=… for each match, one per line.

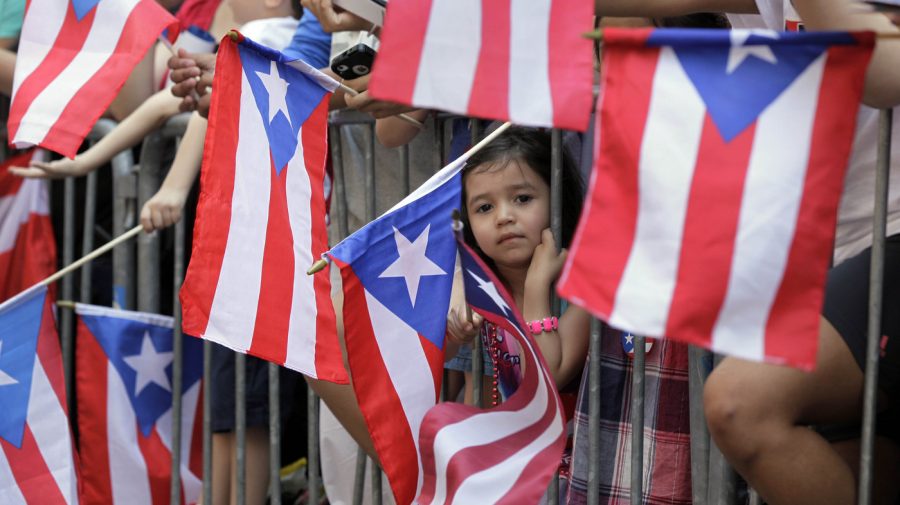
left=560, top=326, right=692, bottom=505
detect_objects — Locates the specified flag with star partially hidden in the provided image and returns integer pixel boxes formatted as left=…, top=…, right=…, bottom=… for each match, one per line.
left=0, top=285, right=78, bottom=504
left=558, top=28, right=874, bottom=370
left=180, top=33, right=348, bottom=383
left=326, top=157, right=464, bottom=505
left=75, top=303, right=203, bottom=505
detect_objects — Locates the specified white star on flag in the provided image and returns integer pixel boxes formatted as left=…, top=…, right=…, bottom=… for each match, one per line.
left=0, top=341, right=18, bottom=386
left=256, top=60, right=292, bottom=126
left=379, top=225, right=447, bottom=307
left=726, top=30, right=778, bottom=74
left=466, top=269, right=512, bottom=317
left=625, top=334, right=634, bottom=345
left=123, top=332, right=174, bottom=396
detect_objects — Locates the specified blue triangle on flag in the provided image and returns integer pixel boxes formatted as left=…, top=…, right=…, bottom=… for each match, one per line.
left=72, top=0, right=102, bottom=21
left=0, top=287, right=47, bottom=448
left=647, top=29, right=852, bottom=141
left=238, top=42, right=330, bottom=175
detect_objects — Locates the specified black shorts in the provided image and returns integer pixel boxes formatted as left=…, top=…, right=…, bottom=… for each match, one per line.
left=820, top=234, right=900, bottom=441
left=210, top=342, right=302, bottom=433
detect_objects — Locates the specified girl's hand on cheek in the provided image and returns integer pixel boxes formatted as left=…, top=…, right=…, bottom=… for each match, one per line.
left=526, top=228, right=568, bottom=290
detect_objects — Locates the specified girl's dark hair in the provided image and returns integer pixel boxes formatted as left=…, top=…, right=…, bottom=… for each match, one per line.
left=460, top=126, right=585, bottom=266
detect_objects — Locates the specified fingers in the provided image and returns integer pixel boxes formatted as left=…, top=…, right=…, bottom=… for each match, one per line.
left=8, top=166, right=50, bottom=179
left=140, top=200, right=183, bottom=233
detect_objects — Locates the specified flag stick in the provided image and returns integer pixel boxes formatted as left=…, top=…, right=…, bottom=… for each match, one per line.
left=307, top=121, right=513, bottom=275
left=34, top=225, right=144, bottom=289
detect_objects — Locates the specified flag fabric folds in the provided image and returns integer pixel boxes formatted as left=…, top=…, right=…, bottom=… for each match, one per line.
left=327, top=158, right=463, bottom=504
left=180, top=33, right=347, bottom=383
left=75, top=304, right=203, bottom=505
left=7, top=0, right=176, bottom=158
left=416, top=237, right=566, bottom=505
left=1, top=150, right=56, bottom=301
left=368, top=0, right=594, bottom=131
left=558, top=28, right=875, bottom=370
left=0, top=286, right=79, bottom=505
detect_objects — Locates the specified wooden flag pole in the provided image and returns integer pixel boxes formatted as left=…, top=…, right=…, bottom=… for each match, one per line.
left=307, top=121, right=513, bottom=275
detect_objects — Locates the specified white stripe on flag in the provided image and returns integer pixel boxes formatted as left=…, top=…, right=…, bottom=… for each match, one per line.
left=508, top=0, right=552, bottom=126
left=412, top=0, right=481, bottom=113
left=284, top=132, right=319, bottom=375
left=107, top=364, right=154, bottom=504
left=364, top=289, right=436, bottom=495
left=711, top=55, right=826, bottom=360
left=0, top=179, right=48, bottom=252
left=610, top=47, right=706, bottom=336
left=29, top=360, right=77, bottom=504
left=14, top=0, right=140, bottom=145
left=453, top=389, right=563, bottom=503
left=0, top=446, right=27, bottom=505
left=205, top=70, right=272, bottom=351
left=10, top=0, right=68, bottom=102
left=428, top=365, right=550, bottom=504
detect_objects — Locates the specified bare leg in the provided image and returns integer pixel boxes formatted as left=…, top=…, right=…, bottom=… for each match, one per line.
left=0, top=48, right=15, bottom=97
left=703, top=318, right=863, bottom=505
left=210, top=433, right=233, bottom=505
left=832, top=437, right=900, bottom=505
left=237, top=427, right=270, bottom=505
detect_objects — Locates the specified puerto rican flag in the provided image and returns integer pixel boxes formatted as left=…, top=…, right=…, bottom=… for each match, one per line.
left=0, top=286, right=79, bottom=505
left=415, top=238, right=566, bottom=504
left=1, top=150, right=56, bottom=301
left=368, top=0, right=594, bottom=131
left=75, top=304, right=203, bottom=505
left=180, top=34, right=347, bottom=383
left=558, top=28, right=874, bottom=370
left=7, top=0, right=176, bottom=158
left=327, top=158, right=463, bottom=504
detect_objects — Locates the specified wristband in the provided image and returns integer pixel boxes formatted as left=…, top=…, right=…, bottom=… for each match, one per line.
left=527, top=316, right=558, bottom=335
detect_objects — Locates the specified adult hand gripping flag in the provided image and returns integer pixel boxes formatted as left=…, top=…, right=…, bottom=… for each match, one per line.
left=1, top=150, right=56, bottom=301
left=0, top=286, right=79, bottom=505
left=75, top=304, right=203, bottom=505
left=558, top=28, right=875, bottom=370
left=7, top=0, right=177, bottom=158
left=180, top=33, right=347, bottom=383
left=367, top=0, right=594, bottom=131
left=326, top=158, right=463, bottom=504
left=415, top=237, right=566, bottom=504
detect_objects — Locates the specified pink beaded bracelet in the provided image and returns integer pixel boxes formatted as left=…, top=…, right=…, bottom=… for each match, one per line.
left=527, top=316, right=558, bottom=335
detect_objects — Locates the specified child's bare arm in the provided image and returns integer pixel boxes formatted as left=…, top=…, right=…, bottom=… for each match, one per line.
left=375, top=110, right=430, bottom=148
left=140, top=112, right=207, bottom=232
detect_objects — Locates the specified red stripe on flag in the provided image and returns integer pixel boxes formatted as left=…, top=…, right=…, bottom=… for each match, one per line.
left=247, top=161, right=295, bottom=364
left=7, top=4, right=96, bottom=141
left=181, top=39, right=242, bottom=339
left=339, top=262, right=419, bottom=505
left=76, top=320, right=115, bottom=505
left=665, top=116, right=756, bottom=347
left=495, top=437, right=563, bottom=505
left=189, top=387, right=204, bottom=478
left=764, top=43, right=873, bottom=369
left=37, top=298, right=66, bottom=411
left=0, top=151, right=33, bottom=196
left=557, top=34, right=659, bottom=318
left=0, top=213, right=56, bottom=301
left=301, top=99, right=345, bottom=383
left=0, top=426, right=68, bottom=505
left=547, top=0, right=594, bottom=131
left=465, top=0, right=510, bottom=120
left=38, top=1, right=174, bottom=158
left=136, top=427, right=175, bottom=505
left=367, top=0, right=434, bottom=104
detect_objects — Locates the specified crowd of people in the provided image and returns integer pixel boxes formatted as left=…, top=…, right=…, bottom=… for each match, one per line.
left=2, top=0, right=900, bottom=503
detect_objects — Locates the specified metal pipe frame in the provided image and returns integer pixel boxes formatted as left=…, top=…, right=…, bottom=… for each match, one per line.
left=858, top=108, right=892, bottom=505
left=61, top=177, right=76, bottom=423
left=587, top=319, right=602, bottom=505
left=170, top=219, right=186, bottom=504
left=236, top=352, right=247, bottom=505
left=630, top=336, right=646, bottom=504
left=352, top=447, right=368, bottom=505
left=136, top=131, right=165, bottom=313
left=687, top=346, right=711, bottom=505
left=269, top=363, right=282, bottom=505
left=307, top=384, right=321, bottom=505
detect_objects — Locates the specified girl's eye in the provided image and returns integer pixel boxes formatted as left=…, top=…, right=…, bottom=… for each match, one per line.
left=475, top=203, right=492, bottom=214
left=515, top=194, right=533, bottom=204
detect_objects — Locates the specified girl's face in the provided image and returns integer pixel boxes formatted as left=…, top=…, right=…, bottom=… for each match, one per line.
left=465, top=159, right=550, bottom=272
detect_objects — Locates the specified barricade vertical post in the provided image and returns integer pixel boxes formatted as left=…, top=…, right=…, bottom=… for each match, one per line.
left=858, top=107, right=892, bottom=505
left=352, top=447, right=367, bottom=505
left=546, top=128, right=564, bottom=503
left=61, top=177, right=76, bottom=418
left=630, top=336, right=646, bottom=504
left=401, top=143, right=411, bottom=196
left=687, top=346, right=710, bottom=505
left=80, top=171, right=97, bottom=302
left=170, top=219, right=186, bottom=505
left=587, top=319, right=602, bottom=505
left=371, top=460, right=383, bottom=505
left=269, top=363, right=281, bottom=505
left=433, top=116, right=444, bottom=171
left=203, top=341, right=213, bottom=503
left=307, top=383, right=320, bottom=505
left=111, top=147, right=136, bottom=310
left=470, top=122, right=484, bottom=408
left=236, top=352, right=248, bottom=505
left=136, top=132, right=165, bottom=313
